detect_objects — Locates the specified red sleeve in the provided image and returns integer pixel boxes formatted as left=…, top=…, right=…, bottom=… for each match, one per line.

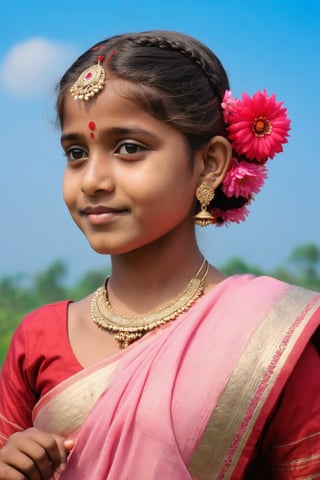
left=261, top=341, right=320, bottom=478
left=0, top=322, right=35, bottom=446
left=0, top=301, right=82, bottom=447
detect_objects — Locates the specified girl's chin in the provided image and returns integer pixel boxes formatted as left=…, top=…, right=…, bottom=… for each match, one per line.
left=89, top=244, right=112, bottom=255
left=87, top=241, right=150, bottom=257
left=87, top=242, right=129, bottom=256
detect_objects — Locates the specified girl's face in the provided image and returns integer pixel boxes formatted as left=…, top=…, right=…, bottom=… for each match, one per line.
left=61, top=77, right=203, bottom=256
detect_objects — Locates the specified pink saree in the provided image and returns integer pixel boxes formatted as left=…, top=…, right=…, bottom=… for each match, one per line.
left=32, top=275, right=320, bottom=479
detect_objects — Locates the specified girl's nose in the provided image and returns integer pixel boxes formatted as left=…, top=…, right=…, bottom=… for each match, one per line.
left=80, top=151, right=115, bottom=195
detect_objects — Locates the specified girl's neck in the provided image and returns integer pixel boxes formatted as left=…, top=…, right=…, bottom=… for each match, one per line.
left=106, top=232, right=204, bottom=316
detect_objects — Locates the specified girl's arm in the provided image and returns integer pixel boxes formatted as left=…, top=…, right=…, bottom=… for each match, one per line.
left=0, top=324, right=36, bottom=447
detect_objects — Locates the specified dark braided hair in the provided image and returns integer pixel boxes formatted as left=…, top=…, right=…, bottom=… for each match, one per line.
left=57, top=30, right=245, bottom=215
left=125, top=34, right=226, bottom=96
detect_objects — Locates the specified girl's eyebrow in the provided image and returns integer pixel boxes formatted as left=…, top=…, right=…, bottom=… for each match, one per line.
left=61, top=126, right=160, bottom=144
left=60, top=132, right=82, bottom=144
left=106, top=127, right=159, bottom=139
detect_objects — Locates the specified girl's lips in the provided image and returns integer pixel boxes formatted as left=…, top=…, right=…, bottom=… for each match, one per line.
left=81, top=206, right=128, bottom=225
left=86, top=212, right=118, bottom=225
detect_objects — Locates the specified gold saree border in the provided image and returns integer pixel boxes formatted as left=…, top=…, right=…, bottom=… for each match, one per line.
left=33, top=360, right=119, bottom=437
left=189, top=287, right=320, bottom=480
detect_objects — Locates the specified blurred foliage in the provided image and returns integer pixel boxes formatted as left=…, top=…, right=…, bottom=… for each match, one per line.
left=1, top=243, right=320, bottom=366
left=0, top=261, right=108, bottom=365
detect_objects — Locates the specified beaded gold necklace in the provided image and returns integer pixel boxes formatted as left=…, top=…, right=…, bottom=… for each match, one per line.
left=91, top=258, right=209, bottom=348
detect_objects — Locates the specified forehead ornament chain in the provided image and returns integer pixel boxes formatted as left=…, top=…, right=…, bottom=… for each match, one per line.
left=70, top=55, right=105, bottom=101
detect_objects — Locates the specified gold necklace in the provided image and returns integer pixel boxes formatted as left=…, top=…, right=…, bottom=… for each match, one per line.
left=91, top=258, right=209, bottom=348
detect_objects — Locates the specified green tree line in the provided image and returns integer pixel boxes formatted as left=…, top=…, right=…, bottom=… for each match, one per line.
left=1, top=243, right=320, bottom=366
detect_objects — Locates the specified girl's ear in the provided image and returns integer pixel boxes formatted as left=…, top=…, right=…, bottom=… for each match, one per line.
left=197, top=136, right=232, bottom=189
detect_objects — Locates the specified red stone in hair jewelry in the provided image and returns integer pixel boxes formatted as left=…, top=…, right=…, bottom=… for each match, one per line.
left=106, top=49, right=118, bottom=63
left=92, top=45, right=105, bottom=51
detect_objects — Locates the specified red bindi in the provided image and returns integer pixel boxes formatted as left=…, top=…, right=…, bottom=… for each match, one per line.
left=88, top=121, right=96, bottom=130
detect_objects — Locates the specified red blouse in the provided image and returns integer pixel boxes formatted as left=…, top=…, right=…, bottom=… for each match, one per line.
left=0, top=301, right=81, bottom=445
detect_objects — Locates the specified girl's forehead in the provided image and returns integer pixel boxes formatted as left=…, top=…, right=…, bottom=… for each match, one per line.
left=60, top=80, right=184, bottom=142
left=62, top=79, right=149, bottom=123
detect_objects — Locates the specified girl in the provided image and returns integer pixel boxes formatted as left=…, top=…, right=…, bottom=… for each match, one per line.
left=0, top=30, right=319, bottom=479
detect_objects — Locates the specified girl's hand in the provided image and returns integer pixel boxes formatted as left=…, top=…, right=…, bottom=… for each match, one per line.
left=0, top=427, right=74, bottom=479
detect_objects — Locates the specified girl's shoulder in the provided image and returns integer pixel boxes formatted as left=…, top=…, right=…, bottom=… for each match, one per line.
left=9, top=299, right=71, bottom=345
left=21, top=299, right=72, bottom=328
left=9, top=300, right=82, bottom=395
left=30, top=295, right=92, bottom=323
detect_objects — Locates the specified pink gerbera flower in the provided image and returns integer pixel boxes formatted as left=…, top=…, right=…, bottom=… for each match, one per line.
left=222, top=158, right=268, bottom=198
left=225, top=90, right=291, bottom=162
left=212, top=206, right=249, bottom=226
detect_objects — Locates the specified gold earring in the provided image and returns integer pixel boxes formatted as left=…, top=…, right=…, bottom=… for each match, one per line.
left=194, top=182, right=215, bottom=227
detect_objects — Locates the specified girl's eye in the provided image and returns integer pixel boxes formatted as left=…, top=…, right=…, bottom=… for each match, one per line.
left=116, top=142, right=145, bottom=155
left=65, top=147, right=88, bottom=162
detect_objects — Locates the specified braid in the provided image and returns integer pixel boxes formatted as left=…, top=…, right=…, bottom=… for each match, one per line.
left=127, top=34, right=225, bottom=99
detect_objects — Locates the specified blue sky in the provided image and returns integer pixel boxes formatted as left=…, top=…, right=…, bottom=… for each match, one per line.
left=1, top=0, right=319, bottom=282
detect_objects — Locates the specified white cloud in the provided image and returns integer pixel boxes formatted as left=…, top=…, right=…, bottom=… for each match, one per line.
left=0, top=37, right=77, bottom=98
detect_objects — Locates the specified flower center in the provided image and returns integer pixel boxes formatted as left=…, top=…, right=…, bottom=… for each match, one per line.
left=252, top=116, right=272, bottom=137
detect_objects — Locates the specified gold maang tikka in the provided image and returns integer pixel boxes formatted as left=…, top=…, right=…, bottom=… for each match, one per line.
left=194, top=182, right=215, bottom=227
left=70, top=55, right=106, bottom=101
